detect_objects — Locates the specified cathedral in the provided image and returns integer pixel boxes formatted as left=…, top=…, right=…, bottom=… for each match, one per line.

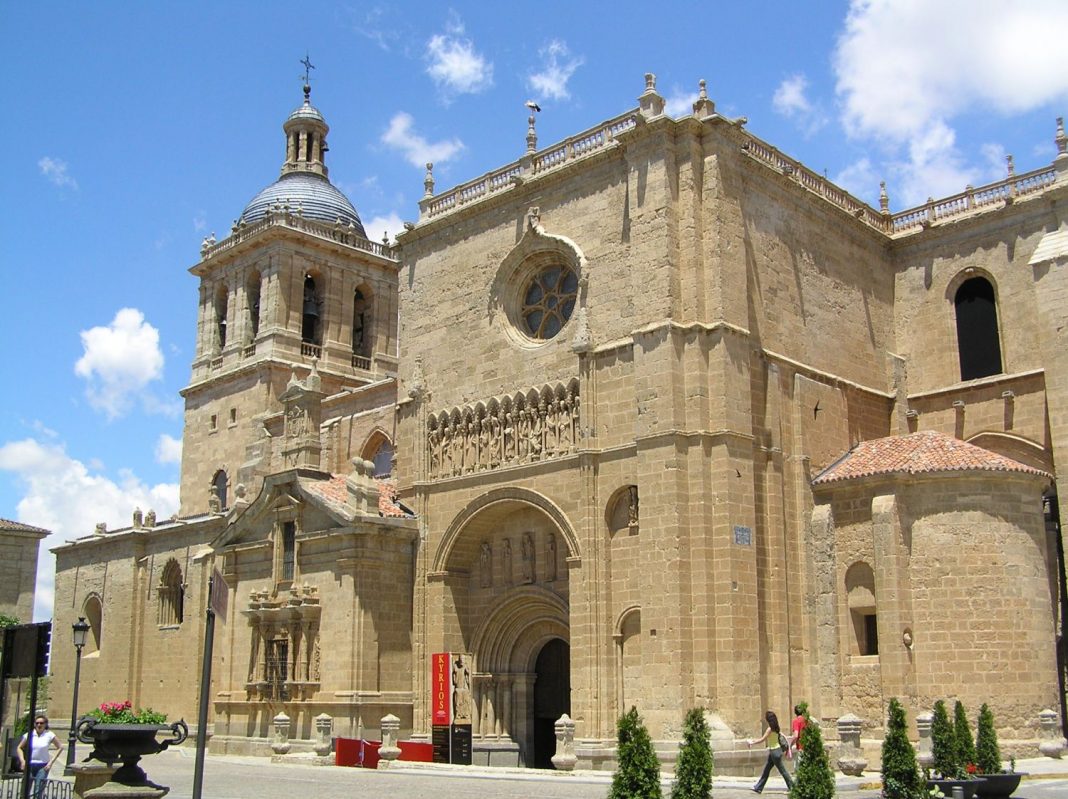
left=49, top=73, right=1067, bottom=769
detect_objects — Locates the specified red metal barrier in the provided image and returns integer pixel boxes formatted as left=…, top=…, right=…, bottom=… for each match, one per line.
left=335, top=738, right=433, bottom=767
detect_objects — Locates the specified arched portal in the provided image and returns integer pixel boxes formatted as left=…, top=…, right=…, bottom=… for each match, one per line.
left=435, top=490, right=576, bottom=767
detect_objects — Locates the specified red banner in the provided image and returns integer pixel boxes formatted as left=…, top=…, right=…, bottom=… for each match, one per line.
left=431, top=651, right=451, bottom=726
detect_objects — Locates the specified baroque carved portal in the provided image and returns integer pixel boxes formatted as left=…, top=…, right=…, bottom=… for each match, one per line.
left=426, top=379, right=580, bottom=479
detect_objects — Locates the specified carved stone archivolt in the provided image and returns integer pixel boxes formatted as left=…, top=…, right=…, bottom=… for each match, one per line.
left=426, top=379, right=580, bottom=479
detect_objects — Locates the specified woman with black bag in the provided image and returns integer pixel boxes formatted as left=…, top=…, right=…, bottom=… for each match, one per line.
left=746, top=709, right=794, bottom=793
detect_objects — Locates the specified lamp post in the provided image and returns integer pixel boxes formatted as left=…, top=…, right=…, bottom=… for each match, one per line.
left=64, top=617, right=90, bottom=775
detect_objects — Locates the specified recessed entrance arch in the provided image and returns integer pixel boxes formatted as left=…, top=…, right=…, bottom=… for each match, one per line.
left=433, top=489, right=577, bottom=767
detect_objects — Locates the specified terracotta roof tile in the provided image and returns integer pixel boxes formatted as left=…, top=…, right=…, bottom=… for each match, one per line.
left=812, top=431, right=1051, bottom=486
left=0, top=518, right=50, bottom=534
left=377, top=478, right=412, bottom=518
left=302, top=474, right=413, bottom=518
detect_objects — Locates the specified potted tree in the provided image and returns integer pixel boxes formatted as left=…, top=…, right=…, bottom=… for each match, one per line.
left=609, top=707, right=662, bottom=799
left=881, top=698, right=923, bottom=799
left=75, top=701, right=188, bottom=787
left=974, top=704, right=1024, bottom=799
left=671, top=708, right=712, bottom=799
left=928, top=700, right=985, bottom=799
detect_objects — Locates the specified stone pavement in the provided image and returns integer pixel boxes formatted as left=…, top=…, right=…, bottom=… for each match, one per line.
left=51, top=749, right=1068, bottom=799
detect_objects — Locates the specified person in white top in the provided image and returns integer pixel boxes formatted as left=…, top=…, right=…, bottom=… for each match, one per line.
left=17, top=715, right=63, bottom=799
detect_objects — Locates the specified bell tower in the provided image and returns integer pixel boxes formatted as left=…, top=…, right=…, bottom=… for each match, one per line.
left=177, top=74, right=402, bottom=516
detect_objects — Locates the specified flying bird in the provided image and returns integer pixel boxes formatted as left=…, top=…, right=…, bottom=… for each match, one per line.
left=525, top=100, right=541, bottom=113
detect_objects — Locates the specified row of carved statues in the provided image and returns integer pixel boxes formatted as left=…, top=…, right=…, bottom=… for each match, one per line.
left=480, top=532, right=559, bottom=588
left=427, top=380, right=580, bottom=478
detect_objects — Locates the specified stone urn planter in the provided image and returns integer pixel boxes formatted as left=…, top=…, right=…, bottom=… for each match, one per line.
left=76, top=717, right=189, bottom=787
left=975, top=772, right=1024, bottom=799
left=927, top=778, right=987, bottom=799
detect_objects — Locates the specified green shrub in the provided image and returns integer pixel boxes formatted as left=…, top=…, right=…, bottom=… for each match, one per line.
left=931, top=700, right=960, bottom=779
left=671, top=708, right=713, bottom=799
left=790, top=711, right=834, bottom=799
left=881, top=698, right=924, bottom=799
left=974, top=704, right=1001, bottom=775
left=610, top=706, right=662, bottom=799
left=953, top=701, right=976, bottom=769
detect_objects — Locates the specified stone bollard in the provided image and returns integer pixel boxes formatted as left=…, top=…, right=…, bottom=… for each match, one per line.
left=916, top=711, right=934, bottom=769
left=314, top=713, right=333, bottom=758
left=1038, top=708, right=1066, bottom=758
left=378, top=714, right=402, bottom=768
left=271, top=712, right=291, bottom=755
left=836, top=713, right=867, bottom=776
left=550, top=713, right=577, bottom=772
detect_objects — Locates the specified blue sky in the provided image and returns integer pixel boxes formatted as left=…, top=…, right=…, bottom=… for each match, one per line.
left=2, top=0, right=1067, bottom=621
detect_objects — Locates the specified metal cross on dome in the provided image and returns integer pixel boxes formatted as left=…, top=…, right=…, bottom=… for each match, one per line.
left=300, top=53, right=315, bottom=86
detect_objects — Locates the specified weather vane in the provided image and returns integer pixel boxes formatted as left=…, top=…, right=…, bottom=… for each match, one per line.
left=300, top=53, right=315, bottom=87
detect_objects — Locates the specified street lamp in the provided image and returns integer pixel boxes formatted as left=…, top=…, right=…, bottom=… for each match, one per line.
left=64, top=617, right=90, bottom=775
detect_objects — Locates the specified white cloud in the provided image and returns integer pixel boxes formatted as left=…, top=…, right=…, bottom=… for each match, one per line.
left=192, top=210, right=207, bottom=232
left=527, top=40, right=583, bottom=102
left=425, top=18, right=493, bottom=98
left=74, top=308, right=166, bottom=420
left=0, top=438, right=180, bottom=621
left=381, top=112, right=465, bottom=168
left=832, top=157, right=878, bottom=201
left=665, top=89, right=700, bottom=118
left=38, top=156, right=78, bottom=190
left=833, top=0, right=1068, bottom=206
left=155, top=434, right=182, bottom=465
left=772, top=74, right=827, bottom=136
left=363, top=212, right=406, bottom=245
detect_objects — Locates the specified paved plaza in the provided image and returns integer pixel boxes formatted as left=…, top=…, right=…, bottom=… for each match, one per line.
left=44, top=748, right=1068, bottom=799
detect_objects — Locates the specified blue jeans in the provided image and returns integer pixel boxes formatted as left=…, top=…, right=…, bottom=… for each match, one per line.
left=754, top=748, right=794, bottom=792
left=28, top=763, right=49, bottom=799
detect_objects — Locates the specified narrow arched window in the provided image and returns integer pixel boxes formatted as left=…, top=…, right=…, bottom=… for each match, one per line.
left=212, top=469, right=228, bottom=510
left=83, top=595, right=103, bottom=654
left=301, top=275, right=320, bottom=344
left=955, top=276, right=1003, bottom=380
left=845, top=562, right=878, bottom=656
left=371, top=439, right=394, bottom=478
left=158, top=559, right=184, bottom=627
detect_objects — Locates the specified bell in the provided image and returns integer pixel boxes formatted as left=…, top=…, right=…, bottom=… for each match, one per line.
left=303, top=297, right=319, bottom=318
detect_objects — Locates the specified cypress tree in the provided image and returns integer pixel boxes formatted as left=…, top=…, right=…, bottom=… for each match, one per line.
left=974, top=703, right=1002, bottom=775
left=953, top=701, right=976, bottom=769
left=671, top=708, right=713, bottom=799
left=931, top=700, right=960, bottom=779
left=610, top=706, right=663, bottom=799
left=881, top=698, right=923, bottom=799
left=790, top=711, right=834, bottom=799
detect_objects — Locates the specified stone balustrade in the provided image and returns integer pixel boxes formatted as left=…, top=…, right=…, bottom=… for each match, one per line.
left=201, top=211, right=397, bottom=262
left=420, top=112, right=638, bottom=221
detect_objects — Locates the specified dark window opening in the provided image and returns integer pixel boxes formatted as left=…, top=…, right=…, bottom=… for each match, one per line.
left=302, top=275, right=320, bottom=344
left=282, top=521, right=296, bottom=581
left=862, top=614, right=879, bottom=656
left=955, top=276, right=1003, bottom=380
left=212, top=470, right=228, bottom=510
left=266, top=638, right=289, bottom=701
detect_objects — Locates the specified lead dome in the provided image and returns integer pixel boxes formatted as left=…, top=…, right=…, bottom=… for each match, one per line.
left=239, top=82, right=367, bottom=238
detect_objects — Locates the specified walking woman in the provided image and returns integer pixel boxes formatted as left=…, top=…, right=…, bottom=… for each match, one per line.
left=746, top=710, right=794, bottom=793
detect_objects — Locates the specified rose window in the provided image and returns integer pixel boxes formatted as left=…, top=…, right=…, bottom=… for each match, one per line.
left=521, top=265, right=578, bottom=340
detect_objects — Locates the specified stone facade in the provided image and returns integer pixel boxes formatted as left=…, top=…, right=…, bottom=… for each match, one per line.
left=49, top=77, right=1067, bottom=768
left=0, top=519, right=49, bottom=622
